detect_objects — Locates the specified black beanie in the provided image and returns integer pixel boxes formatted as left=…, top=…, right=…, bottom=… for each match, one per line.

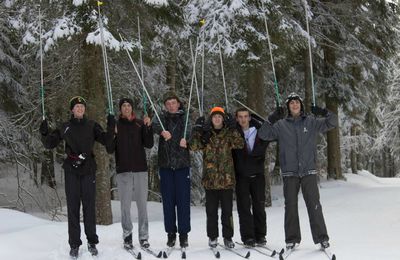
left=69, top=96, right=86, bottom=110
left=119, top=98, right=134, bottom=110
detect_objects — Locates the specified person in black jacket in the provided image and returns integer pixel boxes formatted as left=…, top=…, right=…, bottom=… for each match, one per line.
left=232, top=107, right=269, bottom=247
left=106, top=98, right=154, bottom=250
left=39, top=96, right=114, bottom=258
left=152, top=91, right=191, bottom=248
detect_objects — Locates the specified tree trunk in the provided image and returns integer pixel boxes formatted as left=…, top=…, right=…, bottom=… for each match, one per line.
left=166, top=50, right=176, bottom=91
left=245, top=64, right=272, bottom=207
left=325, top=95, right=343, bottom=180
left=350, top=124, right=358, bottom=174
left=80, top=40, right=112, bottom=225
left=41, top=150, right=56, bottom=188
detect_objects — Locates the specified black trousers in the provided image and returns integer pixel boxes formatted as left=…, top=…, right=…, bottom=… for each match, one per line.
left=65, top=171, right=98, bottom=247
left=236, top=174, right=266, bottom=242
left=205, top=189, right=234, bottom=239
left=283, top=174, right=329, bottom=244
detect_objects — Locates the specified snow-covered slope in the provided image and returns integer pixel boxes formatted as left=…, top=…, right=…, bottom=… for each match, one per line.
left=1, top=172, right=399, bottom=260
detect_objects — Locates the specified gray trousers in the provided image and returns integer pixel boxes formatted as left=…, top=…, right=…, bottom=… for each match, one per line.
left=116, top=171, right=149, bottom=241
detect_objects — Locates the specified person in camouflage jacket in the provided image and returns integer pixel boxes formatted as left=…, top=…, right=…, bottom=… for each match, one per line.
left=191, top=106, right=244, bottom=248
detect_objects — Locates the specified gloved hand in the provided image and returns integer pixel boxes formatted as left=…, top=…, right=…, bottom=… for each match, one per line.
left=311, top=105, right=328, bottom=117
left=268, top=106, right=284, bottom=124
left=107, top=114, right=116, bottom=129
left=225, top=112, right=237, bottom=129
left=71, top=153, right=87, bottom=168
left=250, top=113, right=265, bottom=128
left=194, top=116, right=205, bottom=132
left=39, top=119, right=48, bottom=135
left=201, top=130, right=212, bottom=146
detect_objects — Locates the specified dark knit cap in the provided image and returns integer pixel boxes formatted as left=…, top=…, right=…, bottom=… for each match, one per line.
left=69, top=96, right=86, bottom=110
left=119, top=98, right=134, bottom=110
left=163, top=91, right=181, bottom=104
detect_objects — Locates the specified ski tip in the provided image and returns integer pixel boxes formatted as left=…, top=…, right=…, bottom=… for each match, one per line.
left=136, top=252, right=142, bottom=260
left=332, top=254, right=336, bottom=260
left=245, top=251, right=250, bottom=258
left=156, top=251, right=163, bottom=258
left=181, top=252, right=186, bottom=259
left=216, top=251, right=221, bottom=258
left=163, top=251, right=168, bottom=258
left=279, top=248, right=285, bottom=255
left=271, top=250, right=277, bottom=257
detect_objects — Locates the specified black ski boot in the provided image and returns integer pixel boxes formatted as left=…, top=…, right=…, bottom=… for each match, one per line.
left=224, top=238, right=235, bottom=248
left=320, top=241, right=330, bottom=249
left=167, top=233, right=176, bottom=247
left=69, top=246, right=79, bottom=258
left=140, top=239, right=150, bottom=248
left=124, top=234, right=133, bottom=250
left=88, top=244, right=98, bottom=256
left=179, top=233, right=188, bottom=248
left=244, top=238, right=256, bottom=247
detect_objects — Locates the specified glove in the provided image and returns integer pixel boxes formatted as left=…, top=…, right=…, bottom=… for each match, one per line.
left=39, top=119, right=48, bottom=135
left=201, top=130, right=212, bottom=146
left=194, top=116, right=205, bottom=133
left=268, top=106, right=284, bottom=124
left=107, top=114, right=116, bottom=129
left=71, top=153, right=87, bottom=168
left=225, top=112, right=237, bottom=129
left=250, top=113, right=265, bottom=128
left=311, top=106, right=328, bottom=117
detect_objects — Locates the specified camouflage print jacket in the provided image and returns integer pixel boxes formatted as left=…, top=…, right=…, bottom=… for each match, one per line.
left=190, top=127, right=244, bottom=190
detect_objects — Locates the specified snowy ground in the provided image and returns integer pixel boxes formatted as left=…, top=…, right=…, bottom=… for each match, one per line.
left=1, top=171, right=400, bottom=260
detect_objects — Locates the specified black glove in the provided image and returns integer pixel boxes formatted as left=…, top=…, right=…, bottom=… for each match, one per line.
left=194, top=116, right=205, bottom=133
left=311, top=106, right=328, bottom=117
left=225, top=112, right=237, bottom=129
left=268, top=106, right=284, bottom=124
left=201, top=130, right=212, bottom=146
left=71, top=153, right=87, bottom=168
left=107, top=114, right=116, bottom=129
left=250, top=113, right=265, bottom=128
left=39, top=119, right=48, bottom=135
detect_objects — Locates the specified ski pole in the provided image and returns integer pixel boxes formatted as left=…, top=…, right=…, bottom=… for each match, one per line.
left=39, top=2, right=45, bottom=120
left=189, top=36, right=202, bottom=117
left=97, top=1, right=114, bottom=115
left=303, top=0, right=316, bottom=106
left=184, top=38, right=200, bottom=140
left=137, top=15, right=147, bottom=116
left=118, top=32, right=166, bottom=132
left=233, top=98, right=266, bottom=121
left=261, top=2, right=282, bottom=107
left=200, top=18, right=206, bottom=114
left=217, top=34, right=229, bottom=111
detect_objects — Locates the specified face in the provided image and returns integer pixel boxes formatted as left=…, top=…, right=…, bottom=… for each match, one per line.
left=289, top=99, right=301, bottom=116
left=236, top=110, right=250, bottom=129
left=72, top=104, right=85, bottom=119
left=211, top=114, right=224, bottom=129
left=121, top=102, right=133, bottom=118
left=164, top=99, right=180, bottom=113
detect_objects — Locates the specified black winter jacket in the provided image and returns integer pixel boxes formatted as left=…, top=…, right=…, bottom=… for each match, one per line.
left=107, top=117, right=154, bottom=173
left=232, top=120, right=269, bottom=178
left=41, top=116, right=111, bottom=175
left=152, top=110, right=191, bottom=170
